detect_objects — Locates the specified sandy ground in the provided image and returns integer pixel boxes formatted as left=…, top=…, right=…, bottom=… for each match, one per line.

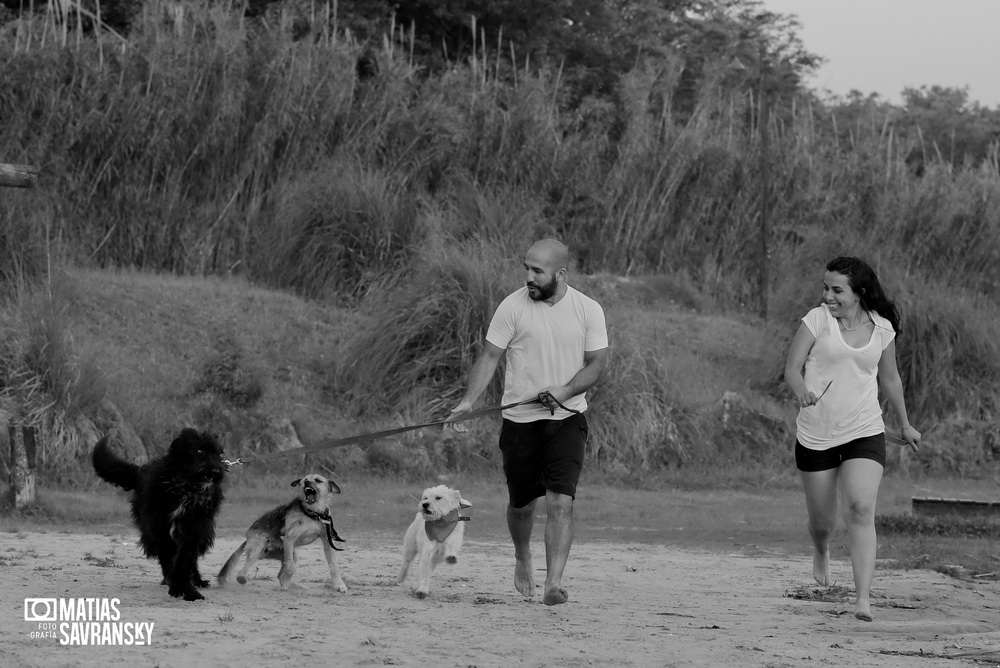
left=2, top=529, right=998, bottom=667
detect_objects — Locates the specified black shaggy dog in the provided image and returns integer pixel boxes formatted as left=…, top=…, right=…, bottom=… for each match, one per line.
left=92, top=428, right=226, bottom=601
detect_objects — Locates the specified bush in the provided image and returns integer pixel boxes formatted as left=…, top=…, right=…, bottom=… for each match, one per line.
left=252, top=158, right=421, bottom=302
left=0, top=275, right=107, bottom=470
left=335, top=241, right=513, bottom=417
left=192, top=332, right=265, bottom=408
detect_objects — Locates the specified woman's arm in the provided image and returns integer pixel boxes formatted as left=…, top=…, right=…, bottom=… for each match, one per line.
left=784, top=323, right=819, bottom=406
left=877, top=340, right=921, bottom=450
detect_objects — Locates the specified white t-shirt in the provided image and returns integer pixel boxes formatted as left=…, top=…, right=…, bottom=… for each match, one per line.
left=796, top=304, right=896, bottom=450
left=486, top=285, right=608, bottom=423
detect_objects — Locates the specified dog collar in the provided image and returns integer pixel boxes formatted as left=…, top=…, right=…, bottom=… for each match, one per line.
left=424, top=508, right=471, bottom=543
left=299, top=501, right=346, bottom=551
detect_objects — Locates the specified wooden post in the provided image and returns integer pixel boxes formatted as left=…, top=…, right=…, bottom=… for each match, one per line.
left=9, top=422, right=38, bottom=508
left=0, top=163, right=39, bottom=188
left=4, top=162, right=41, bottom=505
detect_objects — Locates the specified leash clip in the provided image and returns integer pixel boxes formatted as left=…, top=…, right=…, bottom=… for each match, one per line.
left=537, top=391, right=581, bottom=416
left=538, top=391, right=557, bottom=415
left=315, top=509, right=346, bottom=550
left=222, top=456, right=253, bottom=470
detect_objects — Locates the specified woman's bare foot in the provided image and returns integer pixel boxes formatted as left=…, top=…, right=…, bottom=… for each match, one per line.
left=542, top=585, right=568, bottom=606
left=514, top=558, right=535, bottom=597
left=813, top=548, right=832, bottom=586
left=854, top=599, right=873, bottom=622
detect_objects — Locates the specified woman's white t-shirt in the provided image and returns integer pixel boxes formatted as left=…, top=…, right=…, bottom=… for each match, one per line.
left=486, top=285, right=608, bottom=423
left=796, top=304, right=895, bottom=450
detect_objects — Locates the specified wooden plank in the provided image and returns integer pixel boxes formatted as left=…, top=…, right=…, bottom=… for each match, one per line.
left=912, top=496, right=1000, bottom=518
left=0, top=163, right=40, bottom=188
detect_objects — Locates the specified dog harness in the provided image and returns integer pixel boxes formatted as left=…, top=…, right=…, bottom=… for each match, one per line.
left=298, top=501, right=346, bottom=551
left=424, top=508, right=471, bottom=543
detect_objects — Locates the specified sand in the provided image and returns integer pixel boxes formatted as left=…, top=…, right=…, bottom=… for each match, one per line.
left=2, top=528, right=998, bottom=667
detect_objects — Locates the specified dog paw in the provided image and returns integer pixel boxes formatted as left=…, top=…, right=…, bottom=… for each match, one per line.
left=170, top=587, right=205, bottom=601
left=236, top=575, right=247, bottom=585
left=195, top=579, right=211, bottom=588
left=325, top=581, right=348, bottom=593
left=415, top=589, right=429, bottom=599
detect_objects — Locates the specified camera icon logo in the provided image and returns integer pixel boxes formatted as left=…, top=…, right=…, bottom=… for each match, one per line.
left=24, top=598, right=57, bottom=622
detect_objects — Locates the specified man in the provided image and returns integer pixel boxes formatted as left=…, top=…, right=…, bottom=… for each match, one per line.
left=448, top=239, right=609, bottom=606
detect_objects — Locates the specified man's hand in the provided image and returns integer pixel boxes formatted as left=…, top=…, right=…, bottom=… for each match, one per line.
left=538, top=386, right=571, bottom=414
left=445, top=400, right=474, bottom=433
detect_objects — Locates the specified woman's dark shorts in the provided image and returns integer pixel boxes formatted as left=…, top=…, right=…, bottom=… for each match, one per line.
left=499, top=413, right=588, bottom=509
left=795, top=434, right=886, bottom=472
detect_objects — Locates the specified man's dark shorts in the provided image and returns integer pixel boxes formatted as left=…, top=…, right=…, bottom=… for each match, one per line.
left=795, top=433, right=886, bottom=472
left=499, top=413, right=588, bottom=509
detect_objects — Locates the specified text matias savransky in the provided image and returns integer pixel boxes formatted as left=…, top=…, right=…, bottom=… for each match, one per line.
left=24, top=597, right=155, bottom=646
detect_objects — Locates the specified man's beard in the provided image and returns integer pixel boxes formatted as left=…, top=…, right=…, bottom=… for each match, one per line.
left=527, top=276, right=558, bottom=301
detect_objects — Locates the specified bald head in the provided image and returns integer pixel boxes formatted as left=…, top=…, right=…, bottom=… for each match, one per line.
left=525, top=239, right=569, bottom=274
left=523, top=239, right=570, bottom=303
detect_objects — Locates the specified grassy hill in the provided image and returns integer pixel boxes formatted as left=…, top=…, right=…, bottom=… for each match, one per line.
left=5, top=267, right=1000, bottom=578
left=2, top=265, right=799, bottom=487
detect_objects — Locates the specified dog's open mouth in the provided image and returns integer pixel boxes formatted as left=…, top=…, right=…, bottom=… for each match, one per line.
left=303, top=484, right=318, bottom=504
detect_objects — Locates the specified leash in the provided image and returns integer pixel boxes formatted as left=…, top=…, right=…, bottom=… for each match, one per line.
left=299, top=501, right=346, bottom=550
left=223, top=392, right=581, bottom=469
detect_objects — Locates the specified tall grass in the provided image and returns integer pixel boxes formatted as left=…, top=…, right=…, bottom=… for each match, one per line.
left=335, top=241, right=515, bottom=418
left=3, top=2, right=1000, bottom=473
left=0, top=275, right=107, bottom=472
left=251, top=157, right=421, bottom=301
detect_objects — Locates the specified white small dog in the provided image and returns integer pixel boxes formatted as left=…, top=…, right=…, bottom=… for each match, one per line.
left=397, top=485, right=472, bottom=598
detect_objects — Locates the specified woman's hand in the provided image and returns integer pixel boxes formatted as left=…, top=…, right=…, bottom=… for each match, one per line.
left=797, top=391, right=817, bottom=409
left=901, top=424, right=921, bottom=452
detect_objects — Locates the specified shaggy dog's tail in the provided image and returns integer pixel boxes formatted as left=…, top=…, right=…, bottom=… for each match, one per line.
left=92, top=437, right=139, bottom=491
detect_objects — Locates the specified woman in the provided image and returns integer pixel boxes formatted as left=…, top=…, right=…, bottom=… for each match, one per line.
left=784, top=256, right=921, bottom=622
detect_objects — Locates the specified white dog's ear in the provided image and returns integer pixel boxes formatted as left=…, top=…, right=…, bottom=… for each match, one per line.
left=290, top=478, right=301, bottom=487
left=459, top=498, right=472, bottom=509
left=327, top=479, right=341, bottom=494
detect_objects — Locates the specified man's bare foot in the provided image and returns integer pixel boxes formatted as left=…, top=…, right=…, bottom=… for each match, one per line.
left=812, top=549, right=832, bottom=586
left=854, top=600, right=873, bottom=622
left=514, top=558, right=535, bottom=597
left=542, top=585, right=568, bottom=606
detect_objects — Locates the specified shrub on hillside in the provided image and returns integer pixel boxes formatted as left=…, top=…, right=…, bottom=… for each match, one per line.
left=192, top=332, right=264, bottom=408
left=253, top=158, right=420, bottom=302
left=335, top=242, right=715, bottom=471
left=335, top=241, right=513, bottom=417
left=0, top=278, right=108, bottom=471
left=585, top=331, right=696, bottom=470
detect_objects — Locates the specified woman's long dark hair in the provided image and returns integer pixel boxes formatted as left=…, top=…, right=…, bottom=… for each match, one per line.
left=826, top=256, right=902, bottom=335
